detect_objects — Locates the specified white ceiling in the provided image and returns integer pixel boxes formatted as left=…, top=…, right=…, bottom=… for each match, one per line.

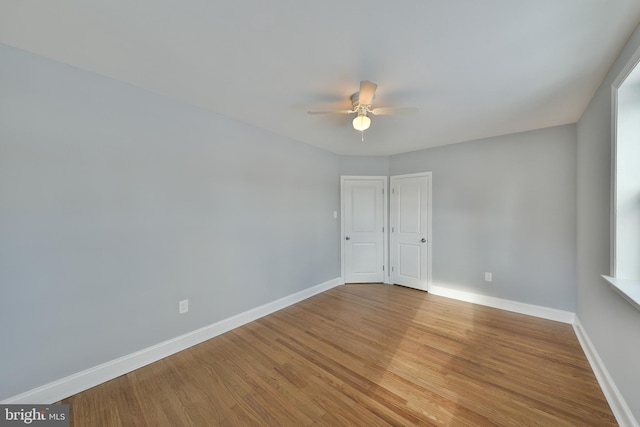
left=1, top=1, right=639, bottom=155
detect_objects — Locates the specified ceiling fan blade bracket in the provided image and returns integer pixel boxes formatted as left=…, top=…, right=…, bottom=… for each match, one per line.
left=370, top=107, right=419, bottom=116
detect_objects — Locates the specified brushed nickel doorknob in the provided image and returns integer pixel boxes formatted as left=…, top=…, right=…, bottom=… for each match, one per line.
left=421, top=238, right=426, bottom=243
left=345, top=236, right=350, bottom=240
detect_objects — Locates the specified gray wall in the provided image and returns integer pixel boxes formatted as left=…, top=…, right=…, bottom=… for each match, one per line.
left=576, top=25, right=640, bottom=420
left=390, top=125, right=577, bottom=311
left=0, top=44, right=341, bottom=400
left=339, top=155, right=389, bottom=176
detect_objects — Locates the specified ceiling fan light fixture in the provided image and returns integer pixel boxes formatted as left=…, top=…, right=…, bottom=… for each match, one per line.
left=352, top=114, right=371, bottom=131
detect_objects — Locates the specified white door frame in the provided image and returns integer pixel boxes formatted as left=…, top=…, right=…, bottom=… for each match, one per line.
left=340, top=176, right=389, bottom=284
left=390, top=172, right=432, bottom=291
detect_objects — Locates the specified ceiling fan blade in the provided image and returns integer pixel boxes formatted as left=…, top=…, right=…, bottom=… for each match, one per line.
left=358, top=81, right=377, bottom=106
left=370, top=107, right=419, bottom=116
left=307, top=109, right=355, bottom=115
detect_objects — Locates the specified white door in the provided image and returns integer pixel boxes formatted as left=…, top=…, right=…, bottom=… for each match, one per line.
left=342, top=177, right=386, bottom=283
left=390, top=173, right=431, bottom=291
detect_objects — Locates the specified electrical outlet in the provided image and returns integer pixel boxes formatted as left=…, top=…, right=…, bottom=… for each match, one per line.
left=179, top=299, right=189, bottom=314
left=485, top=272, right=492, bottom=282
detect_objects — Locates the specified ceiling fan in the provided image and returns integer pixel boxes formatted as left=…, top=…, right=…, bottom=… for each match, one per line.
left=308, top=81, right=418, bottom=138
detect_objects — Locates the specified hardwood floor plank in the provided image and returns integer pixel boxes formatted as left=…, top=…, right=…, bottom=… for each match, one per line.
left=61, top=284, right=616, bottom=426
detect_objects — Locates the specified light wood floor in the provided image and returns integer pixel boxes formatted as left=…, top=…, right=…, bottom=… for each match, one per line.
left=61, top=284, right=616, bottom=426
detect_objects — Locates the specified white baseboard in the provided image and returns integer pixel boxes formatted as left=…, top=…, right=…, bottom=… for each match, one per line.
left=428, top=285, right=576, bottom=324
left=573, top=318, right=639, bottom=427
left=2, top=277, right=343, bottom=405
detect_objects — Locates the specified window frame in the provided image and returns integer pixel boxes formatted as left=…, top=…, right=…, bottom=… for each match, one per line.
left=602, top=43, right=640, bottom=311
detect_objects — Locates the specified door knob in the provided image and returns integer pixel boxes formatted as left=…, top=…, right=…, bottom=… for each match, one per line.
left=345, top=236, right=350, bottom=240
left=421, top=238, right=426, bottom=243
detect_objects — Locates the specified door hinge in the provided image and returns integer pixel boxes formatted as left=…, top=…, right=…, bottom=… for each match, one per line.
left=392, top=188, right=395, bottom=194
left=392, top=227, right=395, bottom=233
left=382, top=227, right=384, bottom=232
left=391, top=266, right=394, bottom=272
left=383, top=265, right=385, bottom=271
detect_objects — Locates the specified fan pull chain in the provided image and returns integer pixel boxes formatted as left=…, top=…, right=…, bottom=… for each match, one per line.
left=361, top=130, right=365, bottom=142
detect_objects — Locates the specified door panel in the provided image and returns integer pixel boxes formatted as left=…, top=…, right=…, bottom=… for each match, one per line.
left=352, top=243, right=378, bottom=273
left=352, top=186, right=377, bottom=232
left=391, top=173, right=431, bottom=291
left=343, top=178, right=385, bottom=283
left=399, top=244, right=421, bottom=280
left=399, top=182, right=422, bottom=233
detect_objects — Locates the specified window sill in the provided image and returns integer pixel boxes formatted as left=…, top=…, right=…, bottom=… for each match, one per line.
left=602, top=275, right=640, bottom=312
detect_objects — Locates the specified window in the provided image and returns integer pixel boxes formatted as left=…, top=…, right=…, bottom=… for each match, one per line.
left=603, top=47, right=640, bottom=311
